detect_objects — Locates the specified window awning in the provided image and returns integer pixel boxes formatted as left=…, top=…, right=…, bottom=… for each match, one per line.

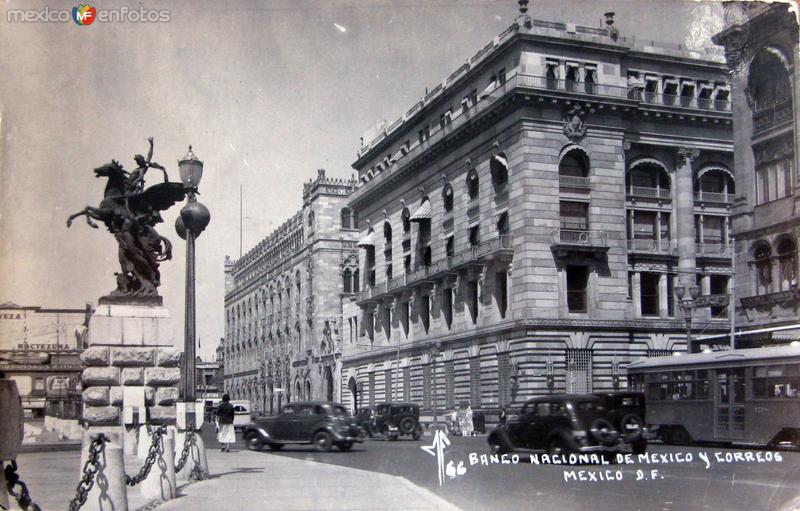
left=410, top=199, right=432, bottom=222
left=492, top=154, right=508, bottom=171
left=357, top=230, right=375, bottom=248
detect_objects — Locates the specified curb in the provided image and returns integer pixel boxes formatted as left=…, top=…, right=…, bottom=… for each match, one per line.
left=396, top=476, right=463, bottom=511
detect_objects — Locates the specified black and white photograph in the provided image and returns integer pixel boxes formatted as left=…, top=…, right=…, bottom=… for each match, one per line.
left=1, top=0, right=799, bottom=509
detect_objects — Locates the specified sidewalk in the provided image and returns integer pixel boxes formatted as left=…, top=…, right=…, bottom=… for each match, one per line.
left=15, top=446, right=461, bottom=511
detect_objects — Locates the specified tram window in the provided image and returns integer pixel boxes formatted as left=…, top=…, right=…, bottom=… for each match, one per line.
left=696, top=378, right=710, bottom=399
left=752, top=378, right=800, bottom=399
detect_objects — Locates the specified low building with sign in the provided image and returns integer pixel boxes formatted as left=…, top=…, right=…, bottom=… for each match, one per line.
left=0, top=302, right=90, bottom=419
left=222, top=169, right=359, bottom=414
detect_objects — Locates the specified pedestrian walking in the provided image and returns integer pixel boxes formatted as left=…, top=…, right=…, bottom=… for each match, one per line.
left=499, top=406, right=507, bottom=427
left=216, top=394, right=236, bottom=452
left=463, top=404, right=474, bottom=437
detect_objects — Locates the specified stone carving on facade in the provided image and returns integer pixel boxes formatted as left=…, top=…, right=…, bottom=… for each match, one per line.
left=754, top=138, right=794, bottom=165
left=563, top=106, right=587, bottom=142
left=676, top=147, right=700, bottom=168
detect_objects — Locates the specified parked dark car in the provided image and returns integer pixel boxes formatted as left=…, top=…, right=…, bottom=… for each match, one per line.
left=486, top=395, right=624, bottom=458
left=593, top=391, right=648, bottom=454
left=243, top=401, right=363, bottom=452
left=374, top=402, right=424, bottom=440
left=355, top=406, right=377, bottom=437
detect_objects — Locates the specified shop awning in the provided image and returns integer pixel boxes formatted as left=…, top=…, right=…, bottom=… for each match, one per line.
left=410, top=199, right=432, bottom=222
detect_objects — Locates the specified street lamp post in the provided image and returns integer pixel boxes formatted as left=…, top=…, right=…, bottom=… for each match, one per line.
left=175, top=145, right=211, bottom=426
left=675, top=283, right=701, bottom=352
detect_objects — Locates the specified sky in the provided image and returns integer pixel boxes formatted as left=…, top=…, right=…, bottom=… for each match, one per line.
left=0, top=0, right=730, bottom=360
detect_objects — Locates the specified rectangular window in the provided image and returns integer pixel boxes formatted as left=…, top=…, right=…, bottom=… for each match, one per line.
left=468, top=280, right=479, bottom=324
left=401, top=301, right=410, bottom=337
left=640, top=272, right=660, bottom=316
left=710, top=275, right=729, bottom=318
left=469, top=225, right=480, bottom=248
left=446, top=236, right=455, bottom=258
left=667, top=274, right=675, bottom=317
left=498, top=67, right=507, bottom=85
left=560, top=201, right=589, bottom=231
left=633, top=211, right=657, bottom=240
left=443, top=288, right=453, bottom=329
left=420, top=294, right=430, bottom=334
left=497, top=271, right=508, bottom=318
left=566, top=349, right=592, bottom=394
left=567, top=266, right=588, bottom=313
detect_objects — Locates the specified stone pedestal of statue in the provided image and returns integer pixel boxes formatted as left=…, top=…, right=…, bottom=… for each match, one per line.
left=81, top=298, right=181, bottom=433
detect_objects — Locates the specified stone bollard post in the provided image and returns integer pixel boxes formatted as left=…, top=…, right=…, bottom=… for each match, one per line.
left=140, top=428, right=176, bottom=502
left=123, top=425, right=138, bottom=457
left=79, top=431, right=128, bottom=511
left=1, top=380, right=24, bottom=511
left=175, top=430, right=209, bottom=482
left=136, top=425, right=152, bottom=460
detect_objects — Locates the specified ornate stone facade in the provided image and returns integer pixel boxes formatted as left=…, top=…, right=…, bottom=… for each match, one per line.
left=222, top=170, right=358, bottom=414
left=713, top=3, right=800, bottom=347
left=341, top=10, right=735, bottom=420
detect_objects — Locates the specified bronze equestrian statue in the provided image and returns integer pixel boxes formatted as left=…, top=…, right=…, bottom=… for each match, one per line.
left=66, top=138, right=187, bottom=301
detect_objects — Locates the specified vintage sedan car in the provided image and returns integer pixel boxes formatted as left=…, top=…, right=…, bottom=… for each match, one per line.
left=243, top=401, right=363, bottom=452
left=354, top=406, right=377, bottom=437
left=593, top=391, right=648, bottom=454
left=487, top=395, right=624, bottom=458
left=374, top=402, right=424, bottom=440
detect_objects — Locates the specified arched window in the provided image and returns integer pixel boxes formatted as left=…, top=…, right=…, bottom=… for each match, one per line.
left=776, top=238, right=797, bottom=291
left=401, top=208, right=411, bottom=234
left=696, top=167, right=735, bottom=201
left=353, top=269, right=360, bottom=293
left=384, top=222, right=393, bottom=280
left=749, top=48, right=792, bottom=114
left=467, top=169, right=479, bottom=200
left=308, top=211, right=315, bottom=229
left=753, top=242, right=773, bottom=294
left=490, top=153, right=509, bottom=189
left=627, top=161, right=671, bottom=199
left=341, top=207, right=353, bottom=229
left=559, top=147, right=590, bottom=188
left=343, top=268, right=353, bottom=294
left=442, top=183, right=454, bottom=212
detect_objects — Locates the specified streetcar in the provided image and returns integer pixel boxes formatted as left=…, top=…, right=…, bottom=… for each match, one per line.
left=627, top=344, right=800, bottom=448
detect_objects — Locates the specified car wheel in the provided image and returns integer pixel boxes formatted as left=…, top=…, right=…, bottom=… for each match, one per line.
left=268, top=443, right=283, bottom=451
left=382, top=426, right=391, bottom=441
left=338, top=441, right=353, bottom=452
left=620, top=414, right=645, bottom=441
left=489, top=435, right=511, bottom=455
left=245, top=432, right=264, bottom=451
left=399, top=417, right=416, bottom=435
left=632, top=438, right=647, bottom=455
left=547, top=437, right=567, bottom=457
left=313, top=431, right=333, bottom=452
left=412, top=429, right=422, bottom=441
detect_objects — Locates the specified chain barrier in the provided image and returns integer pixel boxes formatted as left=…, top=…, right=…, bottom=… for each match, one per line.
left=4, top=460, right=42, bottom=511
left=67, top=433, right=108, bottom=511
left=174, top=429, right=197, bottom=474
left=125, top=426, right=165, bottom=486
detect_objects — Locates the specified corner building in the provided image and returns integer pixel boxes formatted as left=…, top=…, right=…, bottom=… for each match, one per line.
left=223, top=170, right=358, bottom=414
left=713, top=3, right=800, bottom=347
left=340, top=10, right=735, bottom=418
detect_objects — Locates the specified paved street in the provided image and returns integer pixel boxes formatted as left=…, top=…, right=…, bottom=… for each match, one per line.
left=205, top=427, right=800, bottom=511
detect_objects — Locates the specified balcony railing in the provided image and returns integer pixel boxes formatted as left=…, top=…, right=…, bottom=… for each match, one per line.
left=627, top=238, right=674, bottom=254
left=741, top=288, right=800, bottom=309
left=356, top=72, right=733, bottom=194
left=633, top=91, right=731, bottom=111
left=753, top=99, right=794, bottom=133
left=696, top=242, right=733, bottom=258
left=694, top=191, right=734, bottom=204
left=559, top=175, right=591, bottom=190
left=356, top=236, right=513, bottom=304
left=627, top=186, right=672, bottom=200
left=552, top=228, right=608, bottom=246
